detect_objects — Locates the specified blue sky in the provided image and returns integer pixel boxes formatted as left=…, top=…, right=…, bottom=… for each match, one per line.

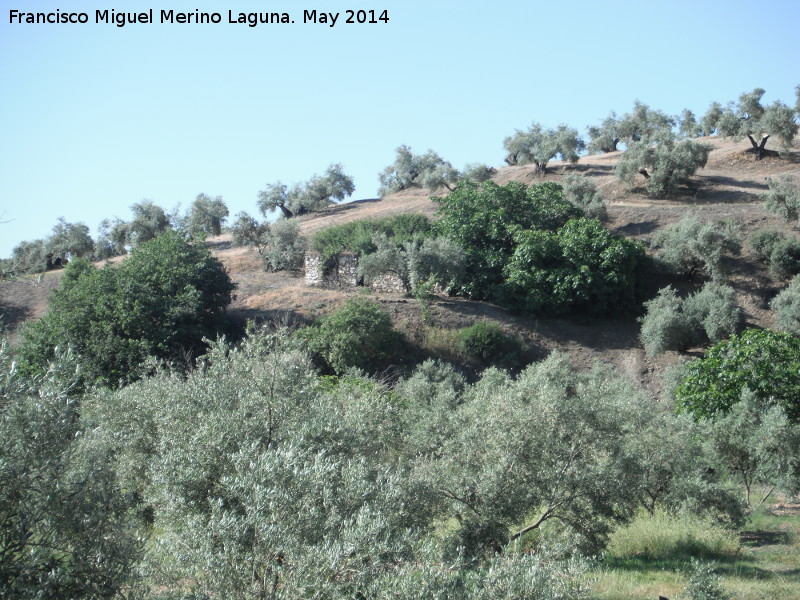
left=1, top=0, right=799, bottom=257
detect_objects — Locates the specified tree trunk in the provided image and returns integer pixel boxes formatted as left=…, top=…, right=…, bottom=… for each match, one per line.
left=276, top=203, right=294, bottom=219
left=747, top=134, right=770, bottom=160
left=638, top=168, right=650, bottom=179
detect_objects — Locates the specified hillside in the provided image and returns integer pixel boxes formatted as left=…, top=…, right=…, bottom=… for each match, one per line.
left=2, top=135, right=799, bottom=394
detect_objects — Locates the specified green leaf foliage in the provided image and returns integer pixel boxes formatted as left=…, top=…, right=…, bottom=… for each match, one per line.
left=763, top=175, right=800, bottom=223
left=299, top=298, right=406, bottom=374
left=675, top=328, right=800, bottom=423
left=504, top=218, right=648, bottom=315
left=313, top=214, right=432, bottom=264
left=457, top=321, right=527, bottom=370
left=432, top=180, right=582, bottom=300
left=0, top=342, right=140, bottom=599
left=651, top=214, right=741, bottom=280
left=18, top=231, right=235, bottom=385
left=770, top=275, right=800, bottom=334
left=640, top=283, right=740, bottom=357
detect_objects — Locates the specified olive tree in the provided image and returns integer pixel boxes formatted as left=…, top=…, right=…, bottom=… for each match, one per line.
left=186, top=193, right=229, bottom=236
left=378, top=145, right=460, bottom=195
left=770, top=275, right=800, bottom=334
left=258, top=163, right=355, bottom=218
left=651, top=214, right=741, bottom=279
left=560, top=173, right=607, bottom=219
left=639, top=283, right=740, bottom=357
left=0, top=342, right=141, bottom=599
left=715, top=88, right=798, bottom=159
left=503, top=122, right=584, bottom=173
left=615, top=132, right=712, bottom=196
left=762, top=175, right=800, bottom=224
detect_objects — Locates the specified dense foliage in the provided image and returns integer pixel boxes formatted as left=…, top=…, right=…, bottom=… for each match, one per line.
left=299, top=298, right=407, bottom=374
left=312, top=214, right=433, bottom=263
left=432, top=180, right=581, bottom=300
left=378, top=145, right=460, bottom=195
left=18, top=232, right=235, bottom=385
left=639, top=283, right=740, bottom=357
left=651, top=214, right=741, bottom=279
left=0, top=342, right=140, bottom=599
left=504, top=218, right=647, bottom=314
left=675, top=328, right=800, bottom=423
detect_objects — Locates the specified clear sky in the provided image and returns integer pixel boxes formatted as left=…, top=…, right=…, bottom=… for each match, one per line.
left=1, top=0, right=799, bottom=257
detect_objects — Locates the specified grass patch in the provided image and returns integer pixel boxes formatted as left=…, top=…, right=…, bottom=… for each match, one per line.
left=606, top=509, right=740, bottom=562
left=594, top=505, right=800, bottom=600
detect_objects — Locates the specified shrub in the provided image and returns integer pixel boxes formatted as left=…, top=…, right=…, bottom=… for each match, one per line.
left=300, top=298, right=406, bottom=374
left=763, top=175, right=800, bottom=223
left=561, top=173, right=607, bottom=220
left=748, top=228, right=785, bottom=262
left=682, top=559, right=729, bottom=600
left=313, top=214, right=432, bottom=263
left=18, top=232, right=235, bottom=385
left=675, top=328, right=800, bottom=423
left=457, top=321, right=527, bottom=370
left=432, top=180, right=582, bottom=300
left=639, top=287, right=694, bottom=356
left=652, top=215, right=741, bottom=279
left=768, top=237, right=800, bottom=279
left=771, top=275, right=800, bottom=334
left=357, top=234, right=410, bottom=291
left=263, top=218, right=307, bottom=271
left=407, top=236, right=466, bottom=293
left=606, top=510, right=740, bottom=561
left=0, top=342, right=140, bottom=598
left=504, top=218, right=648, bottom=315
left=230, top=211, right=269, bottom=253
left=683, top=281, right=741, bottom=344
left=640, top=283, right=740, bottom=357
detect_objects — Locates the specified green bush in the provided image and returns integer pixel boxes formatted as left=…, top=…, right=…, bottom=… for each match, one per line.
left=763, top=175, right=800, bottom=223
left=18, top=232, right=235, bottom=385
left=432, top=180, right=582, bottom=300
left=771, top=275, right=800, bottom=334
left=652, top=215, right=741, bottom=280
left=675, top=328, right=800, bottom=423
left=457, top=321, right=527, bottom=369
left=561, top=173, right=607, bottom=220
left=748, top=228, right=785, bottom=263
left=683, top=281, right=741, bottom=344
left=0, top=342, right=140, bottom=598
left=769, top=237, right=800, bottom=279
left=300, top=298, right=406, bottom=374
left=639, top=287, right=694, bottom=356
left=640, top=283, right=740, bottom=357
left=313, top=214, right=432, bottom=263
left=504, top=218, right=648, bottom=315
left=263, top=218, right=307, bottom=271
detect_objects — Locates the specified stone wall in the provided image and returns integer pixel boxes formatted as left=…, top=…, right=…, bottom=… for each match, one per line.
left=304, top=251, right=407, bottom=294
left=304, top=251, right=358, bottom=288
left=369, top=273, right=407, bottom=294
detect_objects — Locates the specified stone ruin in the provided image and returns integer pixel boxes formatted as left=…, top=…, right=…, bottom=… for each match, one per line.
left=304, top=251, right=406, bottom=294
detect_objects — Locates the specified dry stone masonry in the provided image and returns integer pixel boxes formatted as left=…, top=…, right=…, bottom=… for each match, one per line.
left=304, top=251, right=406, bottom=294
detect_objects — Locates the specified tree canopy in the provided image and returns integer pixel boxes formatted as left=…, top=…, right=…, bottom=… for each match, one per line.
left=503, top=122, right=584, bottom=173
left=258, top=163, right=355, bottom=218
left=18, top=231, right=235, bottom=385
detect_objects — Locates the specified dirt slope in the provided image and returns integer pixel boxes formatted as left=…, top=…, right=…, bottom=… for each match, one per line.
left=2, top=136, right=799, bottom=393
